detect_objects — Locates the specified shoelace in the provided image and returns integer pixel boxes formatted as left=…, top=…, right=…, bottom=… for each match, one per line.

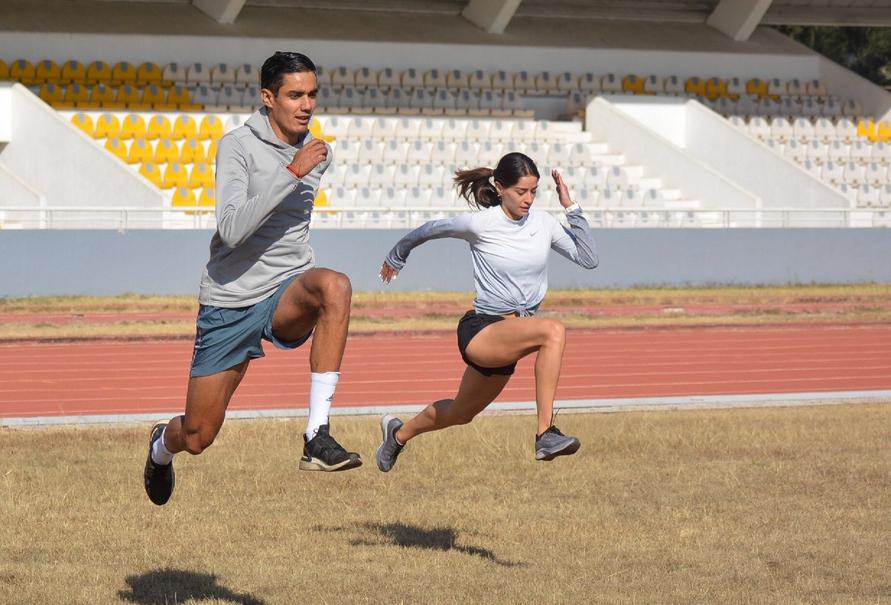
left=314, top=433, right=346, bottom=455
left=546, top=425, right=565, bottom=437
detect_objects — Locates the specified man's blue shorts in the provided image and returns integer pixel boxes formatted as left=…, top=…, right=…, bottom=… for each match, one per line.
left=190, top=273, right=312, bottom=377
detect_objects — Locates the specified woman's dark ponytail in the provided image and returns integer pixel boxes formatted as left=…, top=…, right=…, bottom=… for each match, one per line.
left=454, top=167, right=501, bottom=209
left=454, top=152, right=539, bottom=210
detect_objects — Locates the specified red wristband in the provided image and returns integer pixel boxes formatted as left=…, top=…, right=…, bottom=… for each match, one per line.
left=286, top=164, right=302, bottom=179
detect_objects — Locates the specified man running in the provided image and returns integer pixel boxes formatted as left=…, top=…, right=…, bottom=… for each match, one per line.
left=144, top=51, right=361, bottom=507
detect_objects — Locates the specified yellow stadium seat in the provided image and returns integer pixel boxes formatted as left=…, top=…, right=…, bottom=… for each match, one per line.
left=189, top=163, right=215, bottom=189
left=111, top=61, right=137, bottom=86
left=10, top=59, right=36, bottom=84
left=154, top=139, right=180, bottom=164
left=162, top=162, right=190, bottom=189
left=162, top=84, right=196, bottom=111
left=114, top=84, right=143, bottom=109
left=60, top=60, right=86, bottom=84
left=198, top=115, right=224, bottom=141
left=198, top=186, right=216, bottom=207
left=207, top=140, right=218, bottom=163
left=70, top=113, right=95, bottom=136
left=120, top=114, right=147, bottom=140
left=684, top=76, right=706, bottom=97
left=63, top=83, right=92, bottom=109
left=35, top=60, right=61, bottom=83
left=85, top=61, right=112, bottom=86
left=309, top=118, right=335, bottom=142
left=38, top=83, right=65, bottom=107
left=139, top=162, right=163, bottom=188
left=857, top=119, right=878, bottom=142
left=142, top=84, right=166, bottom=109
left=172, top=186, right=197, bottom=207
left=622, top=75, right=645, bottom=95
left=877, top=121, right=891, bottom=142
left=705, top=77, right=727, bottom=100
left=90, top=83, right=120, bottom=109
left=179, top=139, right=207, bottom=164
left=746, top=78, right=768, bottom=98
left=104, top=138, right=128, bottom=162
left=172, top=115, right=198, bottom=141
left=94, top=113, right=122, bottom=139
left=314, top=188, right=328, bottom=207
left=127, top=139, right=154, bottom=164
left=145, top=114, right=172, bottom=140
left=136, top=62, right=163, bottom=86
left=0, top=59, right=9, bottom=81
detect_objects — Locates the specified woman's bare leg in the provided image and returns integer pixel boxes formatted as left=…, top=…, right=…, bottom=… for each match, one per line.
left=396, top=367, right=510, bottom=443
left=462, top=317, right=566, bottom=435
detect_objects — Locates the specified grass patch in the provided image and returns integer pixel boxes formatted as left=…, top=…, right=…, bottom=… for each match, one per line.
left=1, top=403, right=889, bottom=603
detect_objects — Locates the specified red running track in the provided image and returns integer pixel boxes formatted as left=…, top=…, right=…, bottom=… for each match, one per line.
left=2, top=324, right=891, bottom=419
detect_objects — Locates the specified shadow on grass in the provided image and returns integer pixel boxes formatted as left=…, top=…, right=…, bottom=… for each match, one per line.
left=118, top=568, right=266, bottom=605
left=315, top=522, right=524, bottom=568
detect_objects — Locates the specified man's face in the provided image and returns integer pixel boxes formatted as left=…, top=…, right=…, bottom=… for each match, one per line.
left=261, top=70, right=318, bottom=143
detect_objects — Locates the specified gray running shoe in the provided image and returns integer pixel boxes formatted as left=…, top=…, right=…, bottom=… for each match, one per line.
left=535, top=425, right=580, bottom=461
left=375, top=415, right=405, bottom=472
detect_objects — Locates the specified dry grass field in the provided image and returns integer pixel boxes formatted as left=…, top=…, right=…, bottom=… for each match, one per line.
left=1, top=403, right=889, bottom=604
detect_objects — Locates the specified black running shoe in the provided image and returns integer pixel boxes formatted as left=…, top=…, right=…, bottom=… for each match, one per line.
left=375, top=414, right=405, bottom=473
left=299, top=424, right=362, bottom=471
left=144, top=422, right=175, bottom=505
left=535, top=425, right=581, bottom=461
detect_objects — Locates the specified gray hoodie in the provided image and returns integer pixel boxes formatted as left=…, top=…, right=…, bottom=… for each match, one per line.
left=198, top=108, right=332, bottom=307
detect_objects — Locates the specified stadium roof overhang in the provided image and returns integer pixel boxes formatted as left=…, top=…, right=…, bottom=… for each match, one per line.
left=192, top=1, right=891, bottom=40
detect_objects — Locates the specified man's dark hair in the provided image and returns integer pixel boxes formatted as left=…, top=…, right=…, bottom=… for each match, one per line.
left=260, top=51, right=317, bottom=95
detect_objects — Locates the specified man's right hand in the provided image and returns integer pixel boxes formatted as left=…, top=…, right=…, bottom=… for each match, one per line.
left=288, top=138, right=329, bottom=179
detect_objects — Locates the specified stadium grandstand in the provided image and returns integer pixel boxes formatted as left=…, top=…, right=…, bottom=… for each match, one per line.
left=1, top=0, right=891, bottom=294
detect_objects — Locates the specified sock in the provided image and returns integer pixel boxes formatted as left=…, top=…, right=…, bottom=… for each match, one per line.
left=150, top=426, right=174, bottom=465
left=306, top=371, right=340, bottom=440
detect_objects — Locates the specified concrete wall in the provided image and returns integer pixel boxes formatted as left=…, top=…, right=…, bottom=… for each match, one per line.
left=0, top=31, right=822, bottom=82
left=0, top=84, right=163, bottom=209
left=602, top=95, right=849, bottom=220
left=585, top=96, right=759, bottom=217
left=3, top=228, right=890, bottom=298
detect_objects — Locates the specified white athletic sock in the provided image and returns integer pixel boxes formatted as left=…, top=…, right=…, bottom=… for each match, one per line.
left=306, top=371, right=340, bottom=440
left=150, top=426, right=174, bottom=465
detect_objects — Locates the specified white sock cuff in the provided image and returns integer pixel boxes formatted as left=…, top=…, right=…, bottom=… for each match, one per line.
left=311, top=371, right=340, bottom=386
left=150, top=426, right=174, bottom=465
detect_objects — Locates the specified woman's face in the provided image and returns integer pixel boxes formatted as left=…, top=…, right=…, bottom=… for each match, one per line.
left=495, top=174, right=539, bottom=220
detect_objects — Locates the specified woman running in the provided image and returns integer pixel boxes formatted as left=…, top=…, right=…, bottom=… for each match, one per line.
left=375, top=152, right=598, bottom=472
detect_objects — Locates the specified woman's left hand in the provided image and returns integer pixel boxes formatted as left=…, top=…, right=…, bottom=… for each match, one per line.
left=552, top=169, right=574, bottom=209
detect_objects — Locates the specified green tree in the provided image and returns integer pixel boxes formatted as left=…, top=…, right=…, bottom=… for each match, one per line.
left=775, top=26, right=891, bottom=86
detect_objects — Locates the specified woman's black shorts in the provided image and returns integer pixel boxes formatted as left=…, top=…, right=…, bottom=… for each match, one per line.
left=456, top=310, right=517, bottom=376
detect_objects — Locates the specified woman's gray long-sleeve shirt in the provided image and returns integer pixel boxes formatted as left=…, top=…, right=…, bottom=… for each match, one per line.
left=385, top=204, right=598, bottom=316
left=199, top=108, right=331, bottom=308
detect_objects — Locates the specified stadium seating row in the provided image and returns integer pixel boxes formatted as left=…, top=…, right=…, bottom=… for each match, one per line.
left=765, top=139, right=891, bottom=165
left=137, top=162, right=215, bottom=190
left=69, top=112, right=225, bottom=141
left=730, top=115, right=891, bottom=143
left=1, top=58, right=832, bottom=100
left=102, top=138, right=217, bottom=166
left=322, top=184, right=686, bottom=211
left=32, top=83, right=203, bottom=111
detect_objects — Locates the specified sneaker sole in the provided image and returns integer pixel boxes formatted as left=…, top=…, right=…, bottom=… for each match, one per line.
left=535, top=438, right=581, bottom=461
left=298, top=455, right=362, bottom=472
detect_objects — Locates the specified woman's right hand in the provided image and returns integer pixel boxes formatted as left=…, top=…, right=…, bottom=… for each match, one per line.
left=379, top=261, right=399, bottom=284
